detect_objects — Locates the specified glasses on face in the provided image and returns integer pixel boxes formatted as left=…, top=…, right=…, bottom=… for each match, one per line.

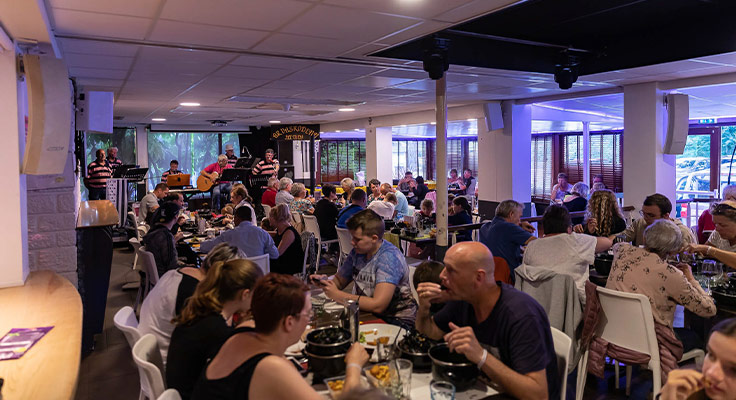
left=639, top=210, right=659, bottom=219
left=294, top=309, right=314, bottom=320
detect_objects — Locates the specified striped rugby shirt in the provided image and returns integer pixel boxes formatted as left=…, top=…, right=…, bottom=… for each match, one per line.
left=226, top=154, right=238, bottom=168
left=87, top=160, right=112, bottom=188
left=106, top=157, right=123, bottom=171
left=161, top=168, right=182, bottom=183
left=252, top=159, right=279, bottom=176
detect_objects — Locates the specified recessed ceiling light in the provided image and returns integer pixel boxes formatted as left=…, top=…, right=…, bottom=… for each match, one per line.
left=430, top=122, right=436, bottom=125
left=400, top=124, right=407, bottom=127
left=338, top=108, right=355, bottom=112
left=269, top=120, right=281, bottom=124
left=467, top=118, right=476, bottom=122
left=320, top=131, right=324, bottom=134
left=336, top=130, right=341, bottom=132
left=354, top=129, right=360, bottom=131
left=152, top=118, right=166, bottom=122
left=180, top=102, right=200, bottom=107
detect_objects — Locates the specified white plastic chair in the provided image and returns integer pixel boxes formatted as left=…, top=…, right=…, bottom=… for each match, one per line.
left=336, top=227, right=354, bottom=267
left=129, top=238, right=142, bottom=271
left=247, top=254, right=270, bottom=274
left=113, top=307, right=151, bottom=400
left=262, top=204, right=272, bottom=219
left=132, top=334, right=166, bottom=400
left=303, top=214, right=338, bottom=268
left=291, top=211, right=304, bottom=232
left=551, top=327, right=572, bottom=400
left=157, top=389, right=181, bottom=400
left=300, top=231, right=316, bottom=278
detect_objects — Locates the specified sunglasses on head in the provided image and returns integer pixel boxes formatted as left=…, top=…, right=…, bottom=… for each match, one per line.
left=714, top=203, right=736, bottom=211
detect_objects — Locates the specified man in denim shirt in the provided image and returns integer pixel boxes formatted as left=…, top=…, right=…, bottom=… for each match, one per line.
left=311, top=209, right=417, bottom=328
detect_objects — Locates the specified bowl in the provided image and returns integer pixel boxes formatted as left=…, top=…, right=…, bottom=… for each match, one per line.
left=307, top=350, right=346, bottom=383
left=323, top=375, right=369, bottom=399
left=712, top=289, right=736, bottom=309
left=305, top=327, right=351, bottom=356
left=428, top=343, right=479, bottom=392
left=398, top=340, right=432, bottom=372
left=593, top=253, right=614, bottom=276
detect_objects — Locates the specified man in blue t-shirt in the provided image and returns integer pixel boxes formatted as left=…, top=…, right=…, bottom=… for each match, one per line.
left=311, top=209, right=417, bottom=327
left=337, top=189, right=367, bottom=228
left=479, top=199, right=536, bottom=279
left=415, top=242, right=559, bottom=400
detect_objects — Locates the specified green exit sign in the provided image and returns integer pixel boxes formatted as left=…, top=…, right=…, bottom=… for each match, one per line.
left=698, top=118, right=716, bottom=124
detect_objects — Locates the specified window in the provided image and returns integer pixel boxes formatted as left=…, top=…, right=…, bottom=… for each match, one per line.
left=721, top=126, right=736, bottom=193
left=558, top=131, right=624, bottom=192
left=82, top=127, right=136, bottom=199
left=531, top=134, right=553, bottom=200
left=318, top=140, right=366, bottom=183
left=392, top=140, right=428, bottom=179
left=147, top=132, right=221, bottom=190
left=677, top=134, right=711, bottom=195
left=431, top=138, right=477, bottom=179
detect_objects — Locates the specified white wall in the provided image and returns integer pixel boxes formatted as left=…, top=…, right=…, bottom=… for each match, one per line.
left=365, top=126, right=394, bottom=184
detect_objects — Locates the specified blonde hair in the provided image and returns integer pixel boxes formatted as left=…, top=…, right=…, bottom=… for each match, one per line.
left=174, top=259, right=263, bottom=326
left=217, top=154, right=228, bottom=163
left=585, top=189, right=623, bottom=236
left=269, top=203, right=291, bottom=223
left=290, top=182, right=306, bottom=197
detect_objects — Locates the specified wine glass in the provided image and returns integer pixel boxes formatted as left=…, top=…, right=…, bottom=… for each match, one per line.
left=701, top=260, right=722, bottom=293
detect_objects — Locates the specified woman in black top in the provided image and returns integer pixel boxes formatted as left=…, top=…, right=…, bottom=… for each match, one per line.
left=143, top=202, right=181, bottom=276
left=448, top=196, right=473, bottom=242
left=191, top=274, right=369, bottom=400
left=410, top=176, right=430, bottom=207
left=563, top=182, right=589, bottom=225
left=268, top=204, right=304, bottom=275
left=167, top=259, right=263, bottom=400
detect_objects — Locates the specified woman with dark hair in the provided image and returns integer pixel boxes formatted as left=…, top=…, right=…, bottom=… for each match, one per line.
left=167, top=259, right=263, bottom=400
left=409, top=176, right=429, bottom=206
left=143, top=201, right=182, bottom=276
left=192, top=274, right=369, bottom=400
left=367, top=178, right=382, bottom=205
left=448, top=196, right=473, bottom=242
left=658, top=318, right=736, bottom=400
left=268, top=204, right=304, bottom=275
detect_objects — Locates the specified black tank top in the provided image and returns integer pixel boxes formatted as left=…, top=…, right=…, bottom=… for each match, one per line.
left=271, top=226, right=303, bottom=275
left=190, top=352, right=271, bottom=400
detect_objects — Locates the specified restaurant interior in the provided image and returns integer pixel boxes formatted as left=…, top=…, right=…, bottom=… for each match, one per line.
left=2, top=0, right=736, bottom=399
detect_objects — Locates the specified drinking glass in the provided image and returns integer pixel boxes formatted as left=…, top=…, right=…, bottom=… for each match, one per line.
left=701, top=260, right=721, bottom=293
left=430, top=381, right=456, bottom=400
left=395, top=359, right=412, bottom=399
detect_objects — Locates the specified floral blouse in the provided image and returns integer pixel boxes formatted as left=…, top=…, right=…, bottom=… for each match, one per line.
left=289, top=198, right=314, bottom=214
left=367, top=193, right=383, bottom=205
left=606, top=243, right=716, bottom=330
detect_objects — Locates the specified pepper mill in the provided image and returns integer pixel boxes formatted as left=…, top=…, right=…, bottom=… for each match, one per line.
left=342, top=299, right=360, bottom=343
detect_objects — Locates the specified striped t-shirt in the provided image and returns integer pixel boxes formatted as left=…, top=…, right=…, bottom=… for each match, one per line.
left=87, top=160, right=112, bottom=188
left=226, top=154, right=238, bottom=168
left=252, top=159, right=278, bottom=176
left=106, top=157, right=123, bottom=171
left=161, top=168, right=182, bottom=183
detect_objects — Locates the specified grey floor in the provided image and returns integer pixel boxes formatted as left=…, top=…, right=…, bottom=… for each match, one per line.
left=76, top=246, right=670, bottom=400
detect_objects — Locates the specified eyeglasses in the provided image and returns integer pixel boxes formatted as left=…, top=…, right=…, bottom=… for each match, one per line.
left=639, top=210, right=659, bottom=219
left=293, top=309, right=314, bottom=320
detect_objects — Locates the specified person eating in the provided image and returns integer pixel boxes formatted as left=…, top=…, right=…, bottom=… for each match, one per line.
left=379, top=183, right=409, bottom=219
left=367, top=178, right=382, bottom=205
left=479, top=199, right=536, bottom=279
left=621, top=193, right=696, bottom=248
left=200, top=206, right=278, bottom=260
left=573, top=189, right=627, bottom=237
left=550, top=172, right=571, bottom=203
left=337, top=189, right=366, bottom=229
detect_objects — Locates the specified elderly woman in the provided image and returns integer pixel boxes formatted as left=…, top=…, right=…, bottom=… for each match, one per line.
left=289, top=183, right=314, bottom=214
left=550, top=172, right=571, bottom=203
left=275, top=177, right=294, bottom=206
left=697, top=185, right=736, bottom=243
left=607, top=219, right=716, bottom=352
left=340, top=177, right=356, bottom=205
left=268, top=204, right=304, bottom=275
left=367, top=178, right=382, bottom=205
left=573, top=189, right=627, bottom=237
left=563, top=182, right=588, bottom=225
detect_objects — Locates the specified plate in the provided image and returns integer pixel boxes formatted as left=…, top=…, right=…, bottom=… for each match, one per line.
left=359, top=323, right=405, bottom=349
left=181, top=232, right=193, bottom=238
left=285, top=340, right=306, bottom=356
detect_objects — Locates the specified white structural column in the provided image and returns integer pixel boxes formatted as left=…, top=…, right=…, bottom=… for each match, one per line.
left=0, top=46, right=28, bottom=287
left=365, top=125, right=393, bottom=184
left=477, top=101, right=532, bottom=203
left=582, top=121, right=591, bottom=186
left=435, top=77, right=448, bottom=249
left=135, top=125, right=148, bottom=167
left=623, top=82, right=675, bottom=209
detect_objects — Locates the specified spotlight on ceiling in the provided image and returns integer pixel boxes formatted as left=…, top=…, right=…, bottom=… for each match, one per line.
left=209, top=120, right=229, bottom=127
left=422, top=35, right=450, bottom=80
left=338, top=108, right=355, bottom=112
left=554, top=54, right=580, bottom=90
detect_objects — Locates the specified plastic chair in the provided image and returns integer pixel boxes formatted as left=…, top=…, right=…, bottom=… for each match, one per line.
left=246, top=254, right=270, bottom=275
left=291, top=211, right=304, bottom=232
left=336, top=227, right=354, bottom=267
left=493, top=257, right=513, bottom=285
left=300, top=231, right=316, bottom=278
left=136, top=247, right=160, bottom=312
left=303, top=214, right=338, bottom=268
left=129, top=237, right=142, bottom=272
left=132, top=334, right=166, bottom=400
left=408, top=265, right=419, bottom=303
left=157, top=389, right=181, bottom=400
left=114, top=307, right=151, bottom=400
left=551, top=327, right=572, bottom=400
left=262, top=204, right=272, bottom=219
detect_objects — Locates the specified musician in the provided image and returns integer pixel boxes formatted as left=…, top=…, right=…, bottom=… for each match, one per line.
left=161, top=160, right=183, bottom=183
left=252, top=148, right=279, bottom=177
left=200, top=154, right=233, bottom=211
left=225, top=144, right=238, bottom=168
left=106, top=146, right=123, bottom=171
left=86, top=149, right=112, bottom=200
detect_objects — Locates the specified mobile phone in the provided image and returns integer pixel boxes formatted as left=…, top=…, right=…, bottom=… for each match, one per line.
left=287, top=356, right=308, bottom=376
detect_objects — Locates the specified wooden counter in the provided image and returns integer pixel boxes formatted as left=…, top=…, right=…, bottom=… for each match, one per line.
left=0, top=271, right=82, bottom=399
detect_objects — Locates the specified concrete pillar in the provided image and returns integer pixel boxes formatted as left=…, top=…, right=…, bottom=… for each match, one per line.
left=0, top=45, right=28, bottom=287
left=365, top=125, right=393, bottom=184
left=623, top=82, right=675, bottom=210
left=582, top=122, right=591, bottom=186
left=135, top=125, right=148, bottom=167
left=477, top=101, right=532, bottom=203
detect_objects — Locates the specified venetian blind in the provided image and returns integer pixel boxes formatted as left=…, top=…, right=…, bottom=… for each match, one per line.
left=531, top=134, right=553, bottom=199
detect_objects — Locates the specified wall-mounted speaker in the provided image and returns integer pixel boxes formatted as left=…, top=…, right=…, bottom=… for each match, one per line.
left=483, top=102, right=504, bottom=131
left=76, top=90, right=113, bottom=133
left=21, top=54, right=72, bottom=175
left=664, top=93, right=689, bottom=155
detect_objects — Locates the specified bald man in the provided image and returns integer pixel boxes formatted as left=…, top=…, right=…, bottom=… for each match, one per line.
left=416, top=242, right=559, bottom=400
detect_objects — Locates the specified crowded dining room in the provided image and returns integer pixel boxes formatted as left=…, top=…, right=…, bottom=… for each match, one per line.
left=4, top=0, right=736, bottom=399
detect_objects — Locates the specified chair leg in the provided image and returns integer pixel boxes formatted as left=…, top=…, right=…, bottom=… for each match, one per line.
left=575, top=350, right=589, bottom=400
left=614, top=360, right=620, bottom=389
left=625, top=365, right=632, bottom=396
left=138, top=390, right=145, bottom=400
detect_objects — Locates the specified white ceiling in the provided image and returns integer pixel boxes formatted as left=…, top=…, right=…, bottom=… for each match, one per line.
left=42, top=0, right=736, bottom=127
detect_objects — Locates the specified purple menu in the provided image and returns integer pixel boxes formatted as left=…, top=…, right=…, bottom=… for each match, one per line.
left=0, top=326, right=53, bottom=360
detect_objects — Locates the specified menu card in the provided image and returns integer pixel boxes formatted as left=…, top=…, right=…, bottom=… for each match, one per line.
left=0, top=326, right=53, bottom=360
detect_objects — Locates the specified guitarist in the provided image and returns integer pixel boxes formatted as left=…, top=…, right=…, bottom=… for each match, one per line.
left=200, top=154, right=232, bottom=211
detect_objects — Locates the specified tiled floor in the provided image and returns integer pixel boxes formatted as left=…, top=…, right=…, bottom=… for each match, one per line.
left=76, top=246, right=672, bottom=400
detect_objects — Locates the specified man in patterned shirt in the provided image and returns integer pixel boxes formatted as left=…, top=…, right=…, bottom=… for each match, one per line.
left=252, top=148, right=279, bottom=178
left=310, top=209, right=417, bottom=328
left=224, top=144, right=238, bottom=168
left=105, top=146, right=123, bottom=171
left=161, top=160, right=182, bottom=183
left=86, top=149, right=112, bottom=200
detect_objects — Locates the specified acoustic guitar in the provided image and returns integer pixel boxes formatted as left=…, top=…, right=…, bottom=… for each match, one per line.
left=196, top=173, right=217, bottom=191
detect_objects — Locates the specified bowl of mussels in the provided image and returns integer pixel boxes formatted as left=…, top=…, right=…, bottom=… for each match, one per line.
left=397, top=329, right=438, bottom=372
left=712, top=280, right=736, bottom=309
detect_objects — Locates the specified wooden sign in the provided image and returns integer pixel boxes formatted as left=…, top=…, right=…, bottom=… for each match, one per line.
left=271, top=124, right=320, bottom=141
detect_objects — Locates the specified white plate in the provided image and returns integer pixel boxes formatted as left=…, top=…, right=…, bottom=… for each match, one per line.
left=285, top=340, right=305, bottom=356
left=181, top=232, right=193, bottom=238
left=359, top=323, right=405, bottom=350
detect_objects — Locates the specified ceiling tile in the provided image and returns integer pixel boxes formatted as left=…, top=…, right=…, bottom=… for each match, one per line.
left=251, top=33, right=364, bottom=58
left=50, top=0, right=162, bottom=18
left=69, top=66, right=129, bottom=79
left=433, top=0, right=518, bottom=23
left=148, top=20, right=269, bottom=50
left=64, top=53, right=134, bottom=70
left=136, top=46, right=236, bottom=64
left=211, top=65, right=292, bottom=80
left=375, top=20, right=450, bottom=47
left=52, top=9, right=152, bottom=40
left=229, top=54, right=315, bottom=70
left=75, top=78, right=125, bottom=87
left=371, top=68, right=428, bottom=80
left=132, top=58, right=221, bottom=75
left=341, top=75, right=414, bottom=88
left=159, top=0, right=313, bottom=32
left=59, top=38, right=140, bottom=57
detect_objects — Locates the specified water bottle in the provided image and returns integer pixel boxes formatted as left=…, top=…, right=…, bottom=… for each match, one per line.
left=198, top=215, right=206, bottom=235
left=341, top=299, right=360, bottom=343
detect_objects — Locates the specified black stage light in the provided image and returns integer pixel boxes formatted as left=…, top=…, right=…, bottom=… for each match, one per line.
left=554, top=53, right=580, bottom=90
left=422, top=36, right=450, bottom=80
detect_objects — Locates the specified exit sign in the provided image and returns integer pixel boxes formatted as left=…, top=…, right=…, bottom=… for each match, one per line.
left=698, top=118, right=717, bottom=124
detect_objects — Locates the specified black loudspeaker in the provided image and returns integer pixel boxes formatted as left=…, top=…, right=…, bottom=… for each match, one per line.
left=664, top=93, right=689, bottom=155
left=483, top=102, right=504, bottom=131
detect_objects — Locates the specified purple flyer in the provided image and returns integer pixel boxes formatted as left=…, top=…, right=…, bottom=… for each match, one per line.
left=0, top=326, right=54, bottom=360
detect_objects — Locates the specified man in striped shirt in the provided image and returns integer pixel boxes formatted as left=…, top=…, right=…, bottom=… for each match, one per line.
left=105, top=146, right=123, bottom=171
left=86, top=149, right=112, bottom=200
left=252, top=148, right=279, bottom=177
left=161, top=160, right=183, bottom=183
left=225, top=144, right=238, bottom=168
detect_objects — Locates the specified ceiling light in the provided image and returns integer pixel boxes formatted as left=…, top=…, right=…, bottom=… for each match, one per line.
left=354, top=129, right=360, bottom=131
left=269, top=120, right=281, bottom=124
left=336, top=130, right=341, bottom=133
left=400, top=124, right=407, bottom=127
left=151, top=118, right=166, bottom=122
left=180, top=102, right=200, bottom=107
left=467, top=118, right=476, bottom=122
left=338, top=108, right=355, bottom=112
left=430, top=122, right=436, bottom=125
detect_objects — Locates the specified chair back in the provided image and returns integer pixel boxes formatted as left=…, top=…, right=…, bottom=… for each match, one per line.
left=262, top=204, right=272, bottom=218
left=492, top=257, right=513, bottom=285
left=336, top=227, right=353, bottom=256
left=246, top=254, right=270, bottom=275
left=132, top=334, right=166, bottom=400
left=137, top=247, right=160, bottom=286
left=302, top=215, right=322, bottom=242
left=157, top=389, right=182, bottom=400
left=408, top=265, right=419, bottom=302
left=300, top=231, right=316, bottom=277
left=291, top=211, right=304, bottom=232
left=113, top=306, right=140, bottom=348
left=551, top=327, right=572, bottom=400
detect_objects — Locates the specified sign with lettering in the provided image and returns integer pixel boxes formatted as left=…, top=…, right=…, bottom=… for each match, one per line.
left=271, top=124, right=320, bottom=141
